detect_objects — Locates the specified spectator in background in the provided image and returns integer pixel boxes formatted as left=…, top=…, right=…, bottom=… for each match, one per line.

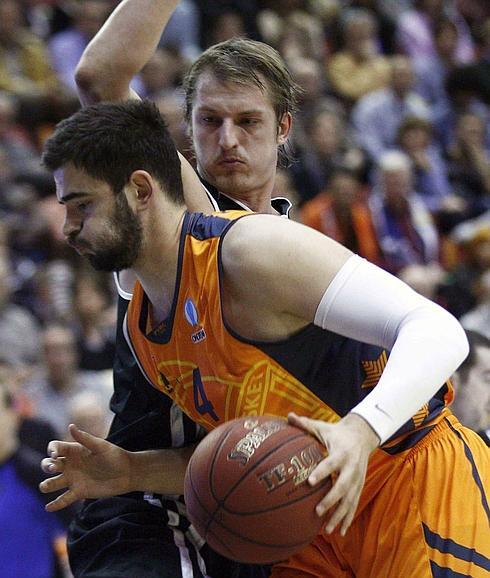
left=0, top=0, right=77, bottom=144
left=342, top=0, right=397, bottom=54
left=276, top=9, right=326, bottom=62
left=351, top=56, right=431, bottom=162
left=0, top=254, right=40, bottom=368
left=138, top=47, right=184, bottom=101
left=450, top=330, right=490, bottom=446
left=48, top=0, right=113, bottom=94
left=456, top=0, right=490, bottom=34
left=446, top=112, right=490, bottom=216
left=197, top=0, right=259, bottom=50
left=434, top=62, right=490, bottom=154
left=0, top=379, right=70, bottom=578
left=72, top=268, right=116, bottom=372
left=291, top=106, right=367, bottom=202
left=397, top=262, right=446, bottom=300
left=396, top=0, right=474, bottom=63
left=396, top=116, right=454, bottom=214
left=29, top=259, right=74, bottom=324
left=68, top=390, right=111, bottom=439
left=369, top=150, right=440, bottom=274
left=159, top=0, right=201, bottom=59
left=206, top=9, right=248, bottom=45
left=437, top=218, right=490, bottom=318
left=0, top=91, right=43, bottom=176
left=288, top=56, right=331, bottom=114
left=287, top=56, right=341, bottom=159
left=0, top=0, right=59, bottom=97
left=455, top=18, right=490, bottom=106
left=23, top=324, right=112, bottom=437
left=413, top=19, right=460, bottom=116
left=327, top=8, right=391, bottom=105
left=460, top=269, right=490, bottom=340
left=300, top=168, right=383, bottom=265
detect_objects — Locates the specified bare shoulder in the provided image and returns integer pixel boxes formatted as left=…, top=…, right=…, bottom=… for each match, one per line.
left=221, top=214, right=352, bottom=313
left=222, top=214, right=349, bottom=270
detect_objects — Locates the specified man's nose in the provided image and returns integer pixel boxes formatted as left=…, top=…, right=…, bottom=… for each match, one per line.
left=218, top=119, right=239, bottom=150
left=62, top=213, right=82, bottom=240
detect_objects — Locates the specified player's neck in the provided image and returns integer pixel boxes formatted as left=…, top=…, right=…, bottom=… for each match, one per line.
left=221, top=189, right=277, bottom=214
left=133, top=208, right=186, bottom=321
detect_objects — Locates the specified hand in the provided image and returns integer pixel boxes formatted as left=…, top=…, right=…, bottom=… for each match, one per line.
left=39, top=424, right=132, bottom=512
left=288, top=412, right=379, bottom=537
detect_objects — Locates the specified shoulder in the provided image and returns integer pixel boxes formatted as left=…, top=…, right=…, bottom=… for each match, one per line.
left=221, top=213, right=341, bottom=278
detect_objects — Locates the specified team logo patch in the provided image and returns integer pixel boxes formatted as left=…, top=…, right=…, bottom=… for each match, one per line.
left=184, top=298, right=207, bottom=343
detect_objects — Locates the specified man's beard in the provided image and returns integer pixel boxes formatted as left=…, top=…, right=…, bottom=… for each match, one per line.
left=88, top=194, right=143, bottom=272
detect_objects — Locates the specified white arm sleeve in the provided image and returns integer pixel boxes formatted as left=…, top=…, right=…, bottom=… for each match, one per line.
left=314, top=255, right=469, bottom=444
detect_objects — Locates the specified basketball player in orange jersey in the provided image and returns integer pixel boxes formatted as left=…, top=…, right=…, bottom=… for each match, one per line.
left=66, top=2, right=297, bottom=576
left=40, top=100, right=489, bottom=578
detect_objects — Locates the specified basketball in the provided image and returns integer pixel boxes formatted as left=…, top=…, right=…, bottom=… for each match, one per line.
left=184, top=415, right=331, bottom=564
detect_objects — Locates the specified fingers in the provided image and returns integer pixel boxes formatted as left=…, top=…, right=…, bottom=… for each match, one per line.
left=39, top=473, right=67, bottom=495
left=288, top=412, right=315, bottom=433
left=44, top=489, right=78, bottom=513
left=47, top=440, right=82, bottom=460
left=41, top=457, right=65, bottom=475
left=45, top=425, right=102, bottom=460
left=68, top=423, right=104, bottom=453
left=288, top=413, right=326, bottom=446
left=324, top=480, right=360, bottom=536
left=315, top=467, right=364, bottom=537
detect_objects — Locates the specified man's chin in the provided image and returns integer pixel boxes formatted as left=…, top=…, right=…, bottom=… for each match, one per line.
left=213, top=173, right=254, bottom=196
left=87, top=254, right=134, bottom=273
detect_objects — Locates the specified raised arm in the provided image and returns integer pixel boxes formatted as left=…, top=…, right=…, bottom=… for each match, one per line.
left=75, top=0, right=180, bottom=105
left=75, top=0, right=211, bottom=216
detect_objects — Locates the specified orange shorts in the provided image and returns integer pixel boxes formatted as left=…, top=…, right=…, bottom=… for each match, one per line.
left=272, top=413, right=490, bottom=578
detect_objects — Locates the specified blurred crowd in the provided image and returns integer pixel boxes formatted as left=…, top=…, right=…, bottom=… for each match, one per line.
left=0, top=0, right=489, bottom=576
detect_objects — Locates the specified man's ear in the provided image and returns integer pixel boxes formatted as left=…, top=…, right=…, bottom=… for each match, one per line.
left=277, top=112, right=292, bottom=146
left=129, top=170, right=154, bottom=206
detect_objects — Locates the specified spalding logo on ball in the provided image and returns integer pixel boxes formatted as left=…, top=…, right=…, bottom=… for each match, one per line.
left=184, top=415, right=331, bottom=564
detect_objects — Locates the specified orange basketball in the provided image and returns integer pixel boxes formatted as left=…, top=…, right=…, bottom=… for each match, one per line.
left=184, top=415, right=331, bottom=564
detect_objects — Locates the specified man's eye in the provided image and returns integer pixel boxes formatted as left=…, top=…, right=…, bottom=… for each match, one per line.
left=240, top=118, right=260, bottom=127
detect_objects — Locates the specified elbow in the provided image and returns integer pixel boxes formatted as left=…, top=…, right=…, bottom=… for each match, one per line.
left=402, top=303, right=470, bottom=370
left=433, top=306, right=470, bottom=368
left=75, top=59, right=107, bottom=105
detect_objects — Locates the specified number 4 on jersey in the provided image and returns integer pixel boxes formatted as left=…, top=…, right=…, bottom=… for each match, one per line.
left=192, top=367, right=219, bottom=421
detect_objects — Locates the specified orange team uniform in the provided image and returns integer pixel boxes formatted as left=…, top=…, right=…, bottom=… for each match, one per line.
left=125, top=211, right=490, bottom=578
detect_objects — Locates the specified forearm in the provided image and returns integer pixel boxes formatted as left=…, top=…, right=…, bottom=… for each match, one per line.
left=128, top=445, right=196, bottom=495
left=75, top=0, right=179, bottom=104
left=314, top=255, right=469, bottom=444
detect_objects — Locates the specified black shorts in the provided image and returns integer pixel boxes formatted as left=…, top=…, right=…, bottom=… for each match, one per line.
left=68, top=494, right=271, bottom=578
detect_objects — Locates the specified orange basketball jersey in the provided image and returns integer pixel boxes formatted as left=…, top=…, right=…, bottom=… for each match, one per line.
left=125, top=212, right=453, bottom=445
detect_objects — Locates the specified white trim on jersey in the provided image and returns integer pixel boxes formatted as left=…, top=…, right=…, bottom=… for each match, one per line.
left=113, top=271, right=133, bottom=301
left=170, top=402, right=186, bottom=447
left=167, top=510, right=195, bottom=578
left=203, top=185, right=220, bottom=211
left=168, top=510, right=211, bottom=578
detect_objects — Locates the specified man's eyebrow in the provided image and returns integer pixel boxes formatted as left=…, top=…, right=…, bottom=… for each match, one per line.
left=196, top=106, right=265, bottom=116
left=58, top=192, right=90, bottom=204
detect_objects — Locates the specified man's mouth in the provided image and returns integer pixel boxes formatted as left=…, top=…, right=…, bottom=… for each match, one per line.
left=68, top=238, right=89, bottom=255
left=217, top=157, right=246, bottom=170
